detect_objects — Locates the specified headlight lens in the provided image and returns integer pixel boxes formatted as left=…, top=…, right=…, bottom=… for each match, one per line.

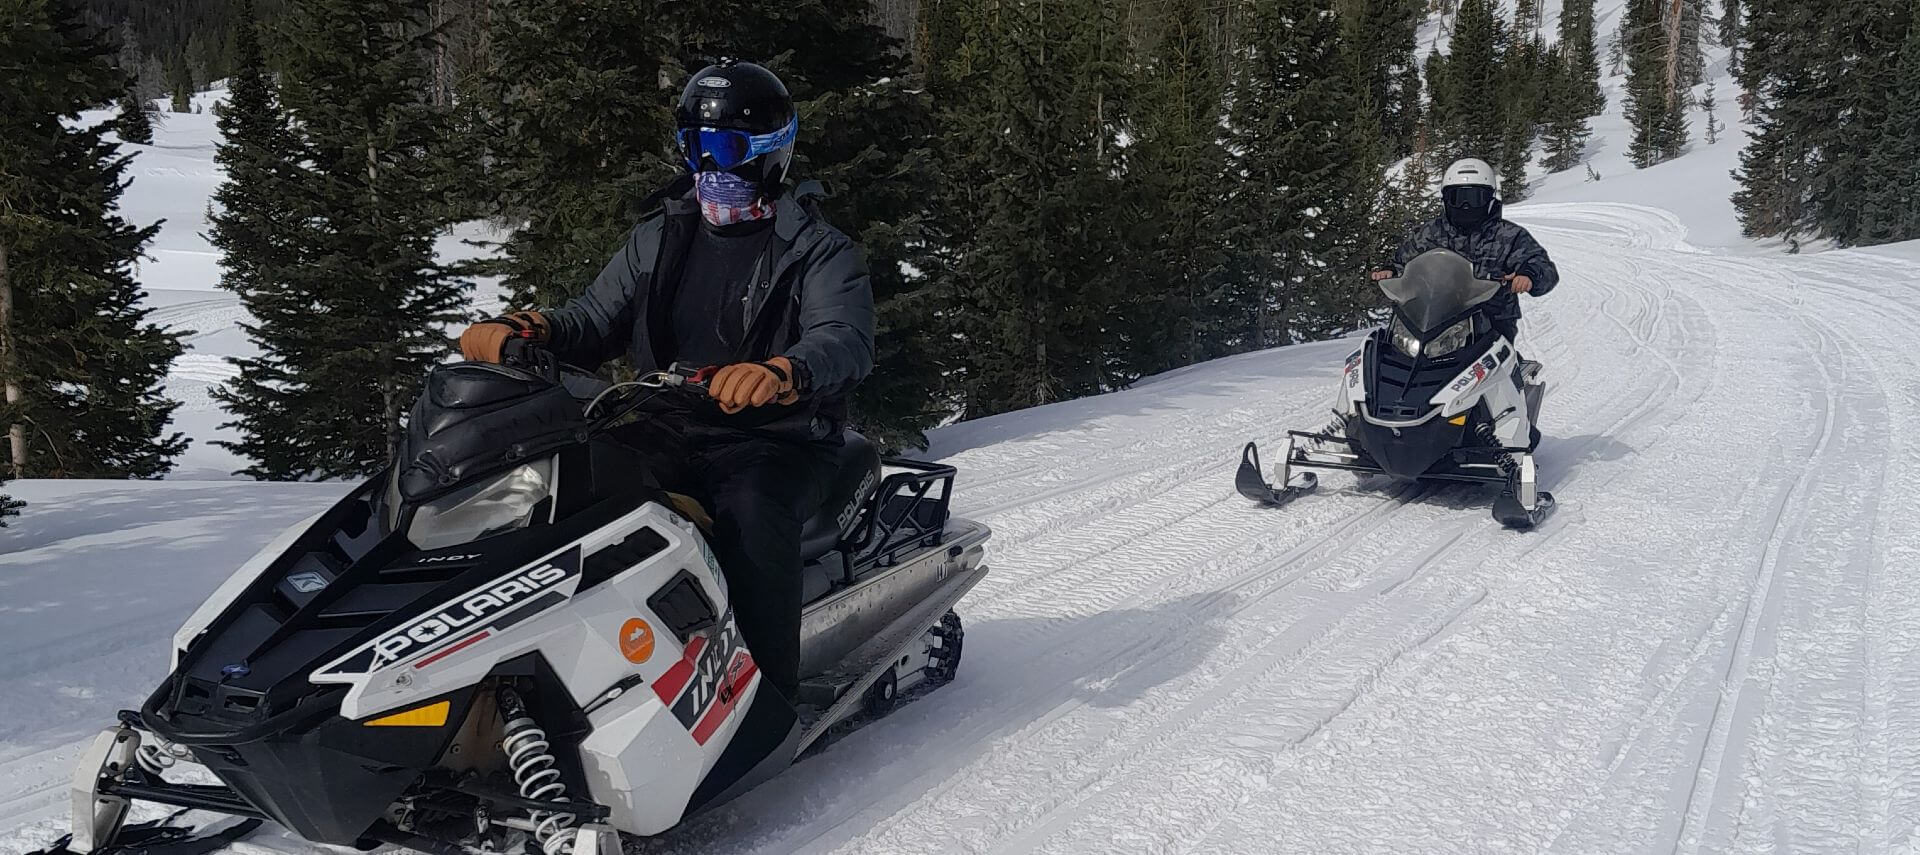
left=406, top=459, right=553, bottom=550
left=1425, top=317, right=1474, bottom=357
left=1390, top=316, right=1423, bottom=357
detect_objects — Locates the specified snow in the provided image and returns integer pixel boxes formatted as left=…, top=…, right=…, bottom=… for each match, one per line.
left=6, top=14, right=1920, bottom=855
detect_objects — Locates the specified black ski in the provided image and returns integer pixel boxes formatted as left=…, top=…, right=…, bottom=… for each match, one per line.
left=1234, top=442, right=1318, bottom=507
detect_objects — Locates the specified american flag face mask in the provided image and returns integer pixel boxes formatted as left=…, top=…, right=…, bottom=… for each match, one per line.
left=694, top=170, right=774, bottom=226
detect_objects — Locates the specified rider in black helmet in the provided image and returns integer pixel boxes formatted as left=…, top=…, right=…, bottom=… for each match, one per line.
left=457, top=60, right=875, bottom=701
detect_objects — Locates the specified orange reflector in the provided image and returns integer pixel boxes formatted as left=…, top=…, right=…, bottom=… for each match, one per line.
left=364, top=701, right=449, bottom=727
left=1448, top=415, right=1467, bottom=426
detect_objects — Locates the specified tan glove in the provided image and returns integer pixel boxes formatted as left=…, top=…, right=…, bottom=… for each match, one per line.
left=458, top=311, right=549, bottom=363
left=708, top=356, right=799, bottom=414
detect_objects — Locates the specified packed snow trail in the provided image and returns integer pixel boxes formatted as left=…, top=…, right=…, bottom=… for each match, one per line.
left=2, top=203, right=1917, bottom=855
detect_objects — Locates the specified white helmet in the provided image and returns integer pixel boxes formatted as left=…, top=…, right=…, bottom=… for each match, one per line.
left=1442, top=158, right=1499, bottom=195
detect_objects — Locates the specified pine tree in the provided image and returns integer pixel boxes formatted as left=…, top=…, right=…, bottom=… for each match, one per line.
left=1423, top=47, right=1455, bottom=144
left=1623, top=0, right=1686, bottom=167
left=1542, top=46, right=1594, bottom=171
left=472, top=0, right=678, bottom=311
left=1118, top=0, right=1231, bottom=374
left=1720, top=0, right=1742, bottom=75
left=166, top=51, right=192, bottom=112
left=1557, top=0, right=1605, bottom=115
left=114, top=89, right=154, bottom=144
left=1609, top=22, right=1627, bottom=75
left=1219, top=0, right=1368, bottom=348
left=1337, top=0, right=1425, bottom=157
left=927, top=0, right=1133, bottom=417
left=1497, top=31, right=1546, bottom=199
left=0, top=0, right=187, bottom=479
left=1857, top=19, right=1920, bottom=244
left=1700, top=78, right=1721, bottom=144
left=1442, top=0, right=1505, bottom=163
left=214, top=0, right=467, bottom=479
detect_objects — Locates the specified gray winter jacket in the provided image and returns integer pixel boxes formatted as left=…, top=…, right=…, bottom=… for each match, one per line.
left=1389, top=207, right=1559, bottom=321
left=545, top=180, right=875, bottom=440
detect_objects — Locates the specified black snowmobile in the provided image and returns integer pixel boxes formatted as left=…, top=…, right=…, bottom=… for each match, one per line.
left=1236, top=249, right=1556, bottom=529
left=57, top=343, right=989, bottom=855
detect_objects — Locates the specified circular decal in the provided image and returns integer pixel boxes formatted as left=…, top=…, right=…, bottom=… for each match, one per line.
left=619, top=618, right=656, bottom=664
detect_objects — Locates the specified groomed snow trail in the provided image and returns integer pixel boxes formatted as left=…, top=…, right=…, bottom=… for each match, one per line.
left=1, top=204, right=1915, bottom=855
left=633, top=204, right=1920, bottom=855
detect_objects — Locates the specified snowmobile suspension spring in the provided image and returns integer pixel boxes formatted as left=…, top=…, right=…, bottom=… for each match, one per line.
left=498, top=690, right=578, bottom=855
left=1474, top=422, right=1520, bottom=480
left=135, top=737, right=193, bottom=776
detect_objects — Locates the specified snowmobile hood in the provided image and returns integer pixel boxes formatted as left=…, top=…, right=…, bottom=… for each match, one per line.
left=1380, top=249, right=1505, bottom=332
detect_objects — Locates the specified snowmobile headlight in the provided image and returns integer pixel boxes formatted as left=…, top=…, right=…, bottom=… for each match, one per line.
left=1424, top=317, right=1474, bottom=358
left=407, top=459, right=554, bottom=550
left=1390, top=316, right=1423, bottom=357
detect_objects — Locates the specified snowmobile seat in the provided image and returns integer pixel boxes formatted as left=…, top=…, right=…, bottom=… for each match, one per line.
left=799, top=431, right=882, bottom=564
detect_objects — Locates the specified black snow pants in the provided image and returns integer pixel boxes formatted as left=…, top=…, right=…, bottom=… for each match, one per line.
left=615, top=413, right=835, bottom=701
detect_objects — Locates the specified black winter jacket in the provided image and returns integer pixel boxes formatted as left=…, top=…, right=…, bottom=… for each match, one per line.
left=544, top=179, right=875, bottom=441
left=1389, top=206, right=1559, bottom=321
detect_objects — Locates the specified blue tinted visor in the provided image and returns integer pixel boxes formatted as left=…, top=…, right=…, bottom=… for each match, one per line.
left=678, top=117, right=797, bottom=171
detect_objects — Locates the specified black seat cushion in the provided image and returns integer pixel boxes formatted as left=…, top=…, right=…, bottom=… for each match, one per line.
left=798, top=431, right=882, bottom=562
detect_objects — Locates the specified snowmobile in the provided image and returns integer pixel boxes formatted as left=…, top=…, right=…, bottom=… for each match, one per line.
left=1236, top=249, right=1556, bottom=529
left=60, top=343, right=989, bottom=855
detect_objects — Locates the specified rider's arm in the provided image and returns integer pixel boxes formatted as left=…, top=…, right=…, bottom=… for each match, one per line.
left=545, top=221, right=657, bottom=368
left=1509, top=227, right=1560, bottom=296
left=783, top=237, right=874, bottom=399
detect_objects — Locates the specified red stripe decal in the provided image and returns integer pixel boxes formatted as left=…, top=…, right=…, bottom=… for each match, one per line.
left=690, top=651, right=758, bottom=746
left=652, top=635, right=707, bottom=702
left=413, top=630, right=491, bottom=670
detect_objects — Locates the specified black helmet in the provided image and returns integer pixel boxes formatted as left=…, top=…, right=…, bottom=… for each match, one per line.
left=675, top=60, right=797, bottom=195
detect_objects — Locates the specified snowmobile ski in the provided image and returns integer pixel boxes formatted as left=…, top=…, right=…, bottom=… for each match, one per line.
left=1491, top=453, right=1556, bottom=529
left=1234, top=441, right=1319, bottom=506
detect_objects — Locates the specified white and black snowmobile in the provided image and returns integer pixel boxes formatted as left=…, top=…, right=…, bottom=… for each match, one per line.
left=1236, top=249, right=1556, bottom=529
left=59, top=344, right=989, bottom=855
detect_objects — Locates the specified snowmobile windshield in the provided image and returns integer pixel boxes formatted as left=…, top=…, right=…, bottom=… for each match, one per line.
left=401, top=457, right=555, bottom=550
left=1379, top=250, right=1505, bottom=332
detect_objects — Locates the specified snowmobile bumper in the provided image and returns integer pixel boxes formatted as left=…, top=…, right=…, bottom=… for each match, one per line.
left=1281, top=429, right=1517, bottom=486
left=1234, top=441, right=1319, bottom=506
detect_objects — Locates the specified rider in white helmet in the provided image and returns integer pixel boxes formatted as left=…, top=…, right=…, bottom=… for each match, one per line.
left=1371, top=158, right=1559, bottom=347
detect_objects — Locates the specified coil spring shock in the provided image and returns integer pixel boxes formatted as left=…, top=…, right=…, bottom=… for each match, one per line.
left=1475, top=421, right=1520, bottom=481
left=498, top=688, right=578, bottom=855
left=134, top=737, right=192, bottom=776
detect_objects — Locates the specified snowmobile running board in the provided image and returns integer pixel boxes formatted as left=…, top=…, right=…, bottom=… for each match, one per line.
left=1234, top=441, right=1318, bottom=506
left=795, top=554, right=990, bottom=755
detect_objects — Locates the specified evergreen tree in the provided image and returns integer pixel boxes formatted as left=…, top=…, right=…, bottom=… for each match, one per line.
left=1117, top=0, right=1231, bottom=374
left=1219, top=0, right=1368, bottom=348
left=1442, top=0, right=1505, bottom=163
left=1720, top=0, right=1742, bottom=75
left=1423, top=47, right=1455, bottom=145
left=1857, top=19, right=1920, bottom=244
left=1337, top=0, right=1425, bottom=157
left=1557, top=0, right=1605, bottom=115
left=0, top=0, right=186, bottom=479
left=0, top=482, right=19, bottom=525
left=114, top=89, right=153, bottom=144
left=472, top=0, right=678, bottom=311
left=927, top=0, right=1133, bottom=417
left=214, top=0, right=467, bottom=479
left=1700, top=78, right=1721, bottom=144
left=166, top=50, right=192, bottom=111
left=1623, top=0, right=1686, bottom=167
left=1497, top=31, right=1546, bottom=199
left=1541, top=46, right=1594, bottom=171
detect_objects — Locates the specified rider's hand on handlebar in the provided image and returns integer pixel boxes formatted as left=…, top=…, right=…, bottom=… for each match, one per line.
left=1369, top=270, right=1395, bottom=282
left=459, top=311, right=549, bottom=363
left=1506, top=274, right=1534, bottom=294
left=709, top=356, right=799, bottom=414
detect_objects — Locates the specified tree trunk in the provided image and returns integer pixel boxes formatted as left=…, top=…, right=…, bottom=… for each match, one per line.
left=0, top=241, right=26, bottom=478
left=1664, top=0, right=1683, bottom=106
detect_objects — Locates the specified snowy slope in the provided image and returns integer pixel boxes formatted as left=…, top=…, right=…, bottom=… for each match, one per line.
left=6, top=10, right=1920, bottom=855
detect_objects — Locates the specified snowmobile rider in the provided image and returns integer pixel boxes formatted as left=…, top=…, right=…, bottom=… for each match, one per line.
left=1371, top=158, right=1559, bottom=347
left=455, top=60, right=875, bottom=702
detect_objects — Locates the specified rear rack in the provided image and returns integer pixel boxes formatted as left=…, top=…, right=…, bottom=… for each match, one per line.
left=846, top=458, right=955, bottom=572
